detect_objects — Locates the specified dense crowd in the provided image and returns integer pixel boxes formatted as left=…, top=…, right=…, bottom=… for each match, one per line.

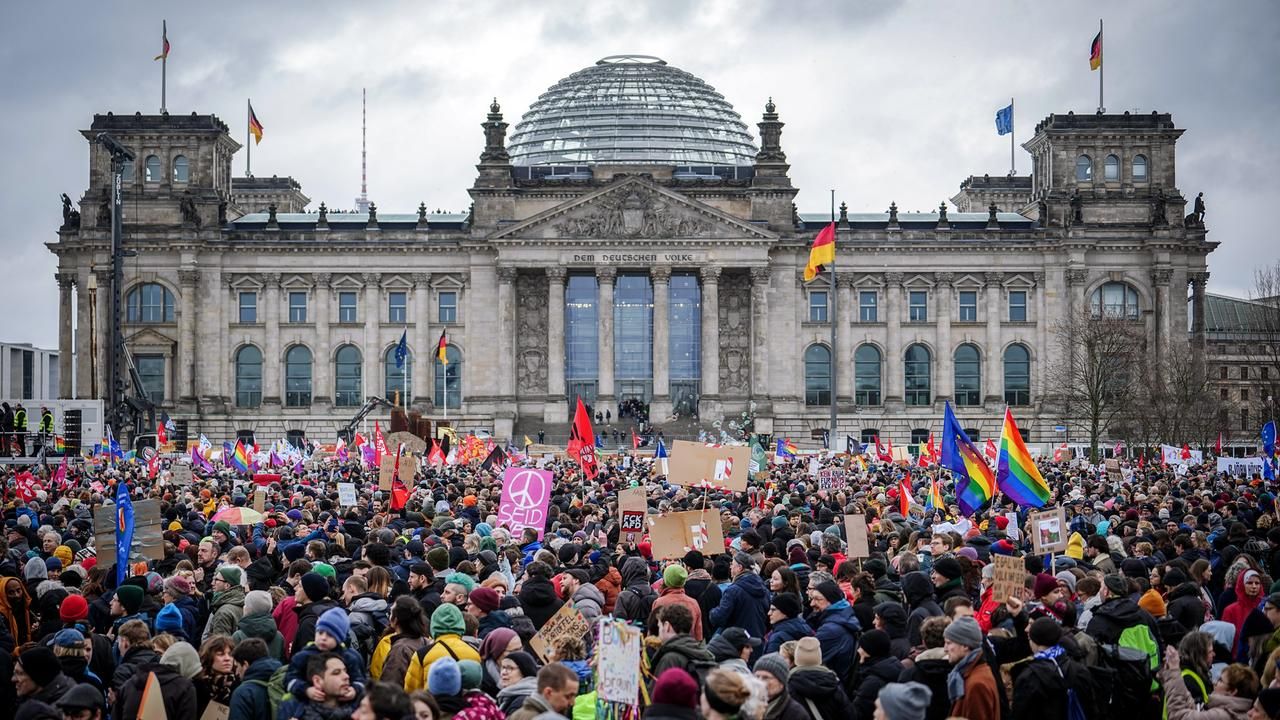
left=2, top=444, right=1280, bottom=720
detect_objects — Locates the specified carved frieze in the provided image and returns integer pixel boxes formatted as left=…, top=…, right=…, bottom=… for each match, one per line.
left=516, top=272, right=549, bottom=395
left=554, top=186, right=713, bottom=239
left=718, top=270, right=751, bottom=395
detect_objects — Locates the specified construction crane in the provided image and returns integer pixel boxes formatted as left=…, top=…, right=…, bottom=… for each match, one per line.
left=339, top=396, right=394, bottom=443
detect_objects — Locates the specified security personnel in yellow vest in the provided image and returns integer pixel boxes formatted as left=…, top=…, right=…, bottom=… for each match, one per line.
left=39, top=407, right=53, bottom=450
left=12, top=403, right=26, bottom=456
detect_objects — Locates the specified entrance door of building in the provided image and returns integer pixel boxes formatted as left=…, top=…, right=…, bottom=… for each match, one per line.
left=566, top=381, right=597, bottom=412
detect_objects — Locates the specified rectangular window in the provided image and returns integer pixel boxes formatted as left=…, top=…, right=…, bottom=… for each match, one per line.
left=1221, top=366, right=1229, bottom=380
left=388, top=291, right=407, bottom=324
left=288, top=292, right=307, bottom=323
left=1008, top=291, right=1027, bottom=322
left=908, top=291, right=928, bottom=322
left=238, top=292, right=257, bottom=323
left=809, top=291, right=829, bottom=323
left=1221, top=388, right=1229, bottom=400
left=1241, top=366, right=1250, bottom=381
left=136, top=355, right=165, bottom=404
left=338, top=292, right=358, bottom=323
left=1264, top=367, right=1271, bottom=381
left=1242, top=409, right=1250, bottom=432
left=859, top=291, right=878, bottom=322
left=1242, top=388, right=1250, bottom=402
left=958, top=291, right=978, bottom=322
left=438, top=291, right=457, bottom=324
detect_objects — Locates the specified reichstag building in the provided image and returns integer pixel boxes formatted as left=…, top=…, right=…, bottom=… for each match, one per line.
left=49, top=54, right=1215, bottom=446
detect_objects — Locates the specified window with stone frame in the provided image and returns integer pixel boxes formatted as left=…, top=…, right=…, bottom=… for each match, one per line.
left=958, top=291, right=978, bottom=322
left=288, top=292, right=308, bottom=323
left=908, top=291, right=928, bottom=322
left=859, top=291, right=878, bottom=322
left=388, top=291, right=407, bottom=324
left=338, top=292, right=358, bottom=323
left=136, top=355, right=166, bottom=404
left=439, top=291, right=458, bottom=324
left=808, top=290, right=829, bottom=323
left=1008, top=291, right=1027, bottom=322
left=238, top=292, right=257, bottom=323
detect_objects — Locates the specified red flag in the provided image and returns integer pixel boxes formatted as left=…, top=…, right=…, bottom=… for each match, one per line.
left=427, top=442, right=445, bottom=467
left=1181, top=444, right=1192, bottom=460
left=14, top=472, right=41, bottom=502
left=373, top=421, right=388, bottom=467
left=567, top=397, right=598, bottom=479
left=156, top=422, right=167, bottom=445
left=1137, top=453, right=1146, bottom=469
left=926, top=433, right=937, bottom=462
left=984, top=438, right=998, bottom=462
left=874, top=436, right=894, bottom=463
left=898, top=474, right=912, bottom=516
left=631, top=428, right=641, bottom=450
left=390, top=479, right=410, bottom=510
left=1215, top=433, right=1223, bottom=455
left=1053, top=442, right=1069, bottom=462
left=52, top=455, right=69, bottom=491
left=147, top=452, right=160, bottom=480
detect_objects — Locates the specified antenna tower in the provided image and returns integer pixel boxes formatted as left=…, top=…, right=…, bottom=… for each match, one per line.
left=355, top=88, right=370, bottom=212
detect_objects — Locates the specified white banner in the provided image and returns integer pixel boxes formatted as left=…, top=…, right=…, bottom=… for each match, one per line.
left=1161, top=444, right=1203, bottom=465
left=1217, top=457, right=1264, bottom=477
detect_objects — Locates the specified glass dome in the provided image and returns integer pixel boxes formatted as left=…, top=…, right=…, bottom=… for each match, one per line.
left=507, top=55, right=758, bottom=167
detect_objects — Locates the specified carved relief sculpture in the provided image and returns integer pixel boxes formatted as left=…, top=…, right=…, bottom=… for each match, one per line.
left=718, top=270, right=751, bottom=395
left=515, top=272, right=549, bottom=395
left=555, top=186, right=712, bottom=238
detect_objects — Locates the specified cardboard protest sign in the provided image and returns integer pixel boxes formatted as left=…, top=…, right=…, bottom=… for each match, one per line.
left=253, top=489, right=265, bottom=513
left=666, top=440, right=750, bottom=492
left=171, top=465, right=193, bottom=484
left=337, top=483, right=357, bottom=507
left=1217, top=457, right=1264, bottom=476
left=1029, top=506, right=1068, bottom=555
left=498, top=467, right=553, bottom=540
left=648, top=510, right=725, bottom=560
left=844, top=514, right=870, bottom=559
left=617, top=487, right=647, bottom=545
left=992, top=553, right=1025, bottom=604
left=817, top=468, right=847, bottom=491
left=93, top=499, right=165, bottom=568
left=596, top=619, right=642, bottom=705
left=379, top=454, right=419, bottom=491
left=200, top=701, right=230, bottom=720
left=1161, top=444, right=1203, bottom=465
left=1105, top=458, right=1122, bottom=482
left=891, top=446, right=911, bottom=463
left=529, top=603, right=589, bottom=663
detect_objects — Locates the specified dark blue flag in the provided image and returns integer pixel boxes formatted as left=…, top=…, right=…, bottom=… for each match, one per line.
left=395, top=329, right=409, bottom=369
left=115, top=481, right=135, bottom=586
left=995, top=104, right=1013, bottom=135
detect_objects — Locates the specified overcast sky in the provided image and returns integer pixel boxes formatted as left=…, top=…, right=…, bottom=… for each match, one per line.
left=3, top=1, right=1277, bottom=349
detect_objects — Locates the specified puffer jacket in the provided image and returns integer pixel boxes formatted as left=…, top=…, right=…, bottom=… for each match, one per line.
left=709, top=570, right=771, bottom=651
left=615, top=557, right=658, bottom=624
left=595, top=565, right=623, bottom=614
left=764, top=616, right=813, bottom=655
left=809, top=601, right=862, bottom=679
left=902, top=571, right=942, bottom=647
left=570, top=582, right=606, bottom=626
left=228, top=657, right=281, bottom=720
left=517, top=575, right=563, bottom=630
left=203, top=585, right=245, bottom=642
left=347, top=592, right=389, bottom=657
left=899, top=647, right=952, bottom=720
left=650, top=634, right=714, bottom=679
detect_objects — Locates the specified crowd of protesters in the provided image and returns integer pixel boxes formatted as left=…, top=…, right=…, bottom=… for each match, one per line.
left=1, top=438, right=1280, bottom=720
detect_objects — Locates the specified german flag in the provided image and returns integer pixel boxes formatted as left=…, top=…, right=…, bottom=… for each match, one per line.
left=436, top=329, right=449, bottom=365
left=248, top=102, right=264, bottom=145
left=803, top=221, right=836, bottom=282
left=1089, top=30, right=1102, bottom=71
left=154, top=21, right=170, bottom=61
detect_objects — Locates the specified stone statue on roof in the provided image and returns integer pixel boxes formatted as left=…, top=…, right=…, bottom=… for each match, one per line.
left=60, top=193, right=79, bottom=229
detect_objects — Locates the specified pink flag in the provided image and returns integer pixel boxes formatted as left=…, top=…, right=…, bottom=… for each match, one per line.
left=52, top=455, right=69, bottom=491
left=498, top=467, right=552, bottom=540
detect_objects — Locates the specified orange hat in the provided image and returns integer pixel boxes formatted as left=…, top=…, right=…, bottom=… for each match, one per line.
left=1138, top=588, right=1167, bottom=618
left=463, top=495, right=477, bottom=508
left=132, top=561, right=149, bottom=577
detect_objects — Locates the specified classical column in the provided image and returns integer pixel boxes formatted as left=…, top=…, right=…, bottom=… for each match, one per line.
left=313, top=273, right=332, bottom=405
left=884, top=272, right=904, bottom=404
left=196, top=269, right=222, bottom=405
left=496, top=266, right=518, bottom=399
left=362, top=273, right=380, bottom=403
left=1034, top=272, right=1047, bottom=401
left=94, top=267, right=111, bottom=403
left=1153, top=268, right=1173, bottom=356
left=597, top=267, right=616, bottom=404
left=1065, top=269, right=1088, bottom=320
left=750, top=267, right=771, bottom=400
left=177, top=269, right=199, bottom=403
left=1190, top=271, right=1209, bottom=357
left=546, top=267, right=567, bottom=398
left=262, top=273, right=282, bottom=405
left=984, top=272, right=1003, bottom=404
left=57, top=273, right=74, bottom=399
left=935, top=273, right=954, bottom=403
left=75, top=270, right=91, bottom=399
left=700, top=266, right=721, bottom=401
left=835, top=273, right=854, bottom=404
left=651, top=267, right=671, bottom=405
left=412, top=273, right=431, bottom=405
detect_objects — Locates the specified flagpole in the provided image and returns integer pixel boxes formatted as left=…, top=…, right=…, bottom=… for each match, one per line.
left=829, top=189, right=837, bottom=451
left=246, top=99, right=252, bottom=177
left=160, top=49, right=167, bottom=114
left=1009, top=97, right=1015, bottom=176
left=1098, top=19, right=1105, bottom=113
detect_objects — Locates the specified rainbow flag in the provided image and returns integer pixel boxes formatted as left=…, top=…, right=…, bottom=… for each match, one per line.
left=230, top=440, right=251, bottom=474
left=54, top=436, right=65, bottom=452
left=940, top=402, right=995, bottom=517
left=995, top=408, right=1050, bottom=508
left=925, top=476, right=944, bottom=511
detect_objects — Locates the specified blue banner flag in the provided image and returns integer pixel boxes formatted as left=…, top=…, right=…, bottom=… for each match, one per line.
left=995, top=104, right=1013, bottom=136
left=1263, top=420, right=1276, bottom=458
left=395, top=329, right=409, bottom=369
left=115, top=481, right=135, bottom=586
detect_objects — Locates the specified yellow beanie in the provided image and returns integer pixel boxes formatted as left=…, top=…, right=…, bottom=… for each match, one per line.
left=1065, top=531, right=1085, bottom=560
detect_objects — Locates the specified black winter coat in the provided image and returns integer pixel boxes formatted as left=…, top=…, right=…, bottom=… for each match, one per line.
left=899, top=651, right=953, bottom=720
left=293, top=598, right=338, bottom=651
left=788, top=666, right=852, bottom=720
left=851, top=655, right=904, bottom=720
left=517, top=576, right=564, bottom=630
left=116, top=663, right=198, bottom=720
left=1010, top=653, right=1100, bottom=720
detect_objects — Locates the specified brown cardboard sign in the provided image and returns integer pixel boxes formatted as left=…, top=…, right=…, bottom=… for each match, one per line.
left=93, top=499, right=165, bottom=568
left=1029, top=506, right=1068, bottom=555
left=844, top=514, right=870, bottom=559
left=648, top=510, right=726, bottom=560
left=529, top=603, right=589, bottom=663
left=666, top=440, right=750, bottom=492
left=992, top=553, right=1026, bottom=605
left=379, top=454, right=419, bottom=490
left=617, top=487, right=647, bottom=545
left=253, top=489, right=266, bottom=513
left=171, top=465, right=193, bottom=484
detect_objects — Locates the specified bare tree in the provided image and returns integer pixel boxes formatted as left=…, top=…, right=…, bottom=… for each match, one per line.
left=1249, top=262, right=1280, bottom=425
left=1048, top=310, right=1146, bottom=462
left=1122, top=350, right=1225, bottom=449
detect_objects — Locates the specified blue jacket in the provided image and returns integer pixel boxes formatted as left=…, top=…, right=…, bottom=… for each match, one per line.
left=809, top=602, right=862, bottom=679
left=284, top=641, right=368, bottom=698
left=710, top=571, right=771, bottom=643
left=764, top=616, right=813, bottom=655
left=228, top=657, right=281, bottom=720
left=520, top=540, right=542, bottom=567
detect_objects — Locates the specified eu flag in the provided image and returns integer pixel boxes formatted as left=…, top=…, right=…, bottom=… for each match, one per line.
left=115, top=481, right=135, bottom=586
left=995, top=104, right=1013, bottom=136
left=395, top=329, right=409, bottom=369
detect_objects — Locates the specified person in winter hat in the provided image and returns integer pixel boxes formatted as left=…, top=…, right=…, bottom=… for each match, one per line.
left=202, top=565, right=246, bottom=642
left=292, top=571, right=339, bottom=652
left=284, top=606, right=368, bottom=700
left=230, top=590, right=284, bottom=661
left=15, top=645, right=75, bottom=708
left=875, top=682, right=933, bottom=720
left=752, top=653, right=809, bottom=720
left=850, top=629, right=904, bottom=720
left=764, top=592, right=813, bottom=655
left=646, top=667, right=701, bottom=720
left=787, top=637, right=851, bottom=720
left=943, top=616, right=998, bottom=720
left=404, top=603, right=481, bottom=693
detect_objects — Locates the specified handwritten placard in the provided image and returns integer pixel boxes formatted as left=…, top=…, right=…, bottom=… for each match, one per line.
left=498, top=467, right=553, bottom=540
left=844, top=514, right=870, bottom=559
left=337, top=483, right=357, bottom=507
left=529, top=603, right=589, bottom=663
left=817, top=468, right=847, bottom=490
left=596, top=619, right=641, bottom=705
left=992, top=553, right=1025, bottom=605
left=1029, top=506, right=1068, bottom=555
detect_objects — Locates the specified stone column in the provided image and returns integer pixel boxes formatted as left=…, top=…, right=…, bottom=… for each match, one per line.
left=75, top=270, right=91, bottom=399
left=1034, top=272, right=1047, bottom=401
left=412, top=273, right=431, bottom=405
left=597, top=267, right=616, bottom=405
left=835, top=274, right=854, bottom=404
left=984, top=272, right=1003, bottom=404
left=651, top=267, right=671, bottom=410
left=700, top=266, right=721, bottom=406
left=496, top=266, right=517, bottom=399
left=750, top=267, right=771, bottom=401
left=1153, top=268, right=1173, bottom=356
left=545, top=267, right=567, bottom=423
left=1190, top=271, right=1209, bottom=357
left=262, top=273, right=282, bottom=406
left=196, top=269, right=222, bottom=405
left=94, top=267, right=111, bottom=403
left=884, top=272, right=904, bottom=405
left=57, top=273, right=74, bottom=399
left=313, top=273, right=332, bottom=405
left=362, top=273, right=380, bottom=403
left=178, top=269, right=199, bottom=403
left=1065, top=269, right=1088, bottom=320
left=934, top=273, right=954, bottom=403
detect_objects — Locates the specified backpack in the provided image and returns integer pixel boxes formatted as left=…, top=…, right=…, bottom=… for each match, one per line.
left=248, top=664, right=290, bottom=718
left=619, top=587, right=655, bottom=624
left=1093, top=624, right=1158, bottom=715
left=350, top=612, right=387, bottom=661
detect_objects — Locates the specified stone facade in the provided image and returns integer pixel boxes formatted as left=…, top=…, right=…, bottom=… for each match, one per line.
left=48, top=93, right=1215, bottom=447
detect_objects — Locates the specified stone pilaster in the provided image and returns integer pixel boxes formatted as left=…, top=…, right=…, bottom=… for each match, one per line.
left=74, top=270, right=92, bottom=399
left=1153, top=268, right=1173, bottom=356
left=262, top=273, right=282, bottom=406
left=597, top=267, right=616, bottom=406
left=835, top=273, right=854, bottom=405
left=700, top=266, right=721, bottom=415
left=56, top=273, right=75, bottom=399
left=496, top=266, right=518, bottom=400
left=1034, top=272, right=1047, bottom=402
left=651, top=267, right=672, bottom=415
left=412, top=273, right=431, bottom=405
left=935, top=272, right=954, bottom=403
left=884, top=272, right=904, bottom=405
left=312, top=273, right=332, bottom=406
left=750, top=267, right=771, bottom=403
left=361, top=273, right=380, bottom=403
left=178, top=269, right=200, bottom=403
left=983, top=272, right=1003, bottom=404
left=544, top=267, right=567, bottom=423
left=1190, top=271, right=1209, bottom=358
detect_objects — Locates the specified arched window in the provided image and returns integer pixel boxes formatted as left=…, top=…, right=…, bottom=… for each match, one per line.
left=904, top=344, right=932, bottom=406
left=1089, top=282, right=1140, bottom=320
left=954, top=344, right=982, bottom=406
left=1133, top=154, right=1148, bottom=181
left=1075, top=155, right=1092, bottom=182
left=804, top=344, right=832, bottom=406
left=172, top=155, right=189, bottom=183
left=235, top=346, right=263, bottom=408
left=385, top=346, right=411, bottom=401
left=1104, top=154, right=1120, bottom=181
left=144, top=155, right=162, bottom=183
left=435, top=345, right=462, bottom=408
left=854, top=344, right=882, bottom=406
left=1004, top=344, right=1031, bottom=406
left=125, top=283, right=175, bottom=323
left=334, top=345, right=362, bottom=407
left=284, top=346, right=312, bottom=407
left=911, top=429, right=930, bottom=445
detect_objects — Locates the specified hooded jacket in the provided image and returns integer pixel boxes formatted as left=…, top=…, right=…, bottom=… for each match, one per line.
left=809, top=602, right=862, bottom=679
left=899, top=646, right=953, bottom=720
left=346, top=592, right=389, bottom=656
left=874, top=602, right=911, bottom=659
left=292, top=597, right=338, bottom=652
left=595, top=565, right=623, bottom=615
left=709, top=570, right=771, bottom=647
left=1010, top=649, right=1100, bottom=720
left=1222, top=570, right=1265, bottom=660
left=228, top=657, right=282, bottom=720
left=764, top=616, right=813, bottom=655
left=232, top=611, right=285, bottom=660
left=1167, top=582, right=1210, bottom=633
left=569, top=582, right=606, bottom=626
left=787, top=665, right=850, bottom=720
left=851, top=654, right=904, bottom=720
left=902, top=572, right=942, bottom=647
left=1085, top=595, right=1161, bottom=658
left=649, top=586, right=704, bottom=641
left=517, top=574, right=564, bottom=630
left=615, top=557, right=658, bottom=624
left=1159, top=662, right=1252, bottom=720
left=650, top=634, right=714, bottom=679
left=116, top=661, right=198, bottom=720
left=203, top=585, right=245, bottom=642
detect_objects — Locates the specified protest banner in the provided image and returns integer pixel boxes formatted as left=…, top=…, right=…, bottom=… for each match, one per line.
left=648, top=510, right=725, bottom=560
left=529, top=603, right=589, bottom=663
left=1105, top=458, right=1122, bottom=482
left=171, top=465, right=193, bottom=484
left=337, top=482, right=358, bottom=507
left=666, top=440, right=750, bottom=492
left=617, top=486, right=647, bottom=544
left=379, top=454, right=418, bottom=491
left=498, top=467, right=553, bottom=540
left=817, top=468, right=847, bottom=491
left=992, top=553, right=1025, bottom=604
left=94, top=499, right=165, bottom=568
left=1161, top=444, right=1203, bottom=465
left=596, top=619, right=642, bottom=705
left=1029, top=506, right=1068, bottom=555
left=844, top=514, right=870, bottom=559
left=891, top=446, right=911, bottom=463
left=1217, top=457, right=1264, bottom=476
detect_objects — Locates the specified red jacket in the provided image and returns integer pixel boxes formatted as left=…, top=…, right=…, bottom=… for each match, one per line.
left=273, top=595, right=300, bottom=658
left=976, top=585, right=1000, bottom=634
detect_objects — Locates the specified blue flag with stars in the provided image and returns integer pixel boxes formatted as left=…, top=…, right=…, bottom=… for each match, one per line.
left=395, top=330, right=409, bottom=369
left=995, top=104, right=1013, bottom=135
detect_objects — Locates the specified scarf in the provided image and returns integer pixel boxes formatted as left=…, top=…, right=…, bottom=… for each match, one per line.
left=764, top=688, right=793, bottom=720
left=946, top=648, right=983, bottom=703
left=1033, top=644, right=1064, bottom=662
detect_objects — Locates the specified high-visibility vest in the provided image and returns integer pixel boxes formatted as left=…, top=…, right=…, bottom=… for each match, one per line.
left=13, top=409, right=26, bottom=430
left=39, top=412, right=53, bottom=433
